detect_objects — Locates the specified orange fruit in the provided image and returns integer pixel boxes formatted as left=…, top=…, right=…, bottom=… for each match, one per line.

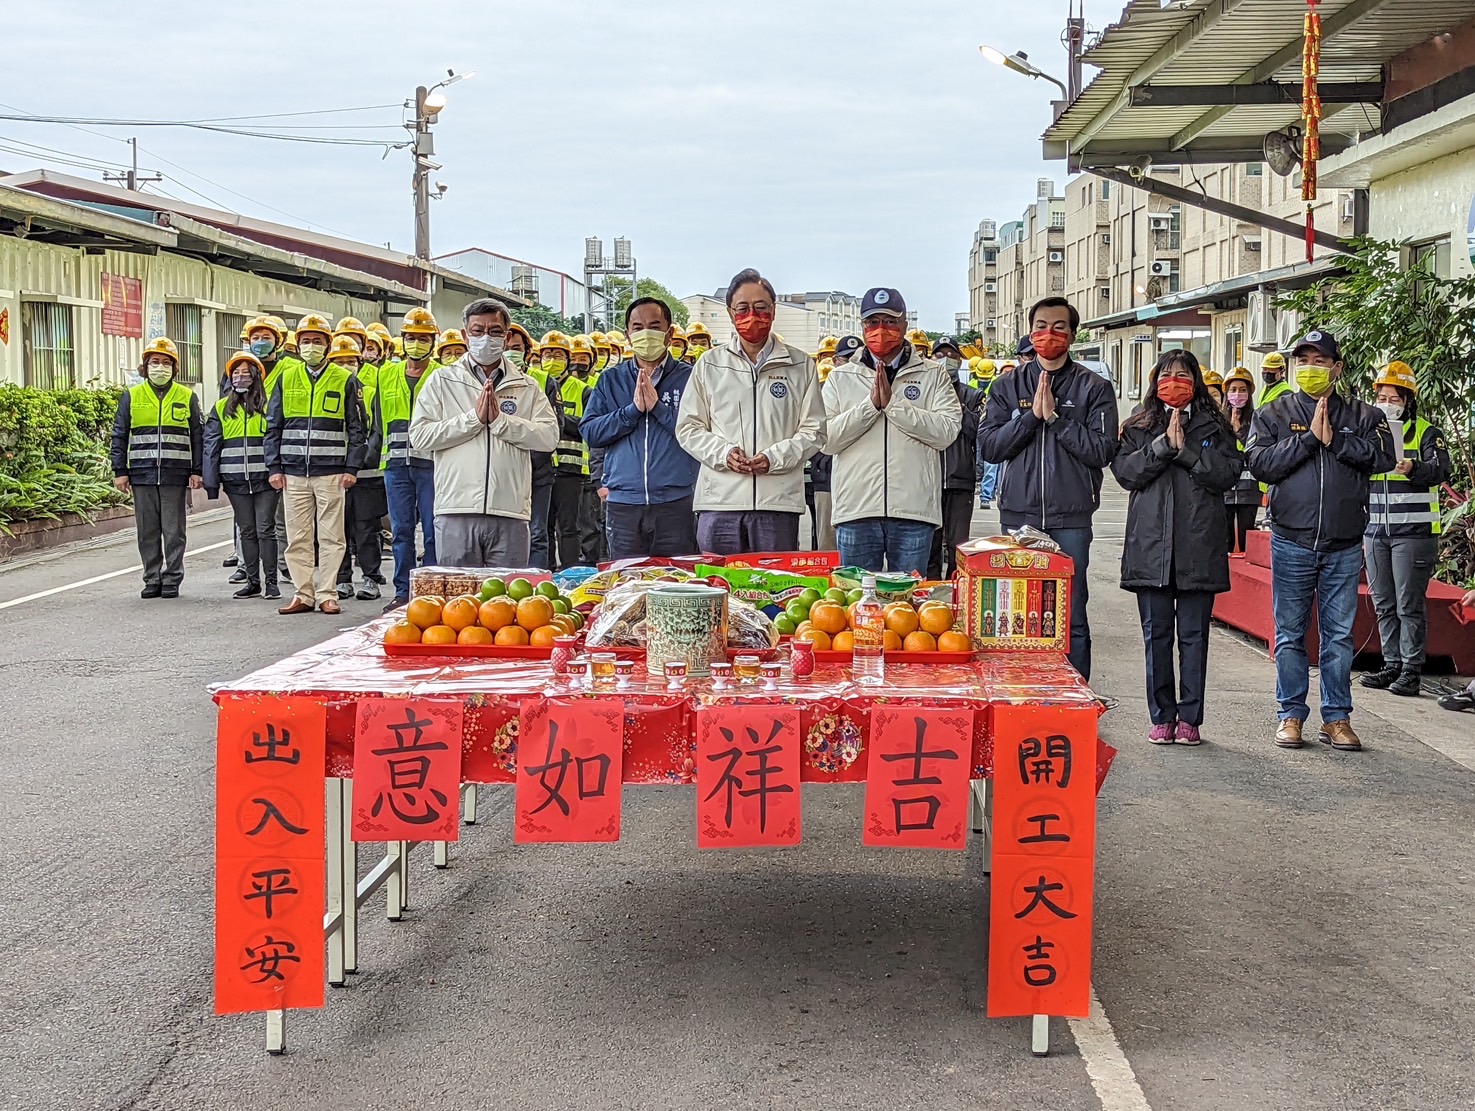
left=903, top=630, right=937, bottom=653
left=383, top=620, right=421, bottom=645
left=810, top=601, right=848, bottom=635
left=883, top=630, right=904, bottom=651
left=421, top=624, right=457, bottom=646
left=794, top=620, right=813, bottom=639
left=830, top=630, right=855, bottom=653
left=478, top=598, right=517, bottom=631
left=937, top=630, right=973, bottom=653
left=795, top=627, right=831, bottom=651
left=918, top=603, right=954, bottom=636
left=516, top=596, right=555, bottom=631
left=550, top=614, right=578, bottom=636
left=846, top=602, right=859, bottom=628
left=406, top=596, right=444, bottom=630
left=494, top=625, right=530, bottom=646
left=441, top=595, right=480, bottom=632
left=458, top=626, right=495, bottom=645
left=529, top=625, right=560, bottom=647
left=884, top=603, right=920, bottom=638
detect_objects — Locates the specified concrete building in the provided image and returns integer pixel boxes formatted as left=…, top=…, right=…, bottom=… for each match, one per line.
left=436, top=248, right=590, bottom=322
left=966, top=219, right=1001, bottom=348
left=988, top=180, right=1066, bottom=349
left=680, top=289, right=861, bottom=355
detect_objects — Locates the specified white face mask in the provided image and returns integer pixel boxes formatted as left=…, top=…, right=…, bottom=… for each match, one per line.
left=940, top=356, right=961, bottom=373
left=469, top=334, right=505, bottom=365
left=299, top=341, right=327, bottom=367
left=147, top=364, right=174, bottom=386
left=1377, top=401, right=1404, bottom=422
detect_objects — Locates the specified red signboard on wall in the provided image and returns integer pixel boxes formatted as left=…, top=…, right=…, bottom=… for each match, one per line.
left=100, top=273, right=143, bottom=338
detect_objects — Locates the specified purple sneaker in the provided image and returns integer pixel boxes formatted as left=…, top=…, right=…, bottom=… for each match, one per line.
left=1175, top=723, right=1202, bottom=746
left=1148, top=723, right=1176, bottom=745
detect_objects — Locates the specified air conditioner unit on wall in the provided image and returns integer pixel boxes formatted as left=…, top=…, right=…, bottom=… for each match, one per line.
left=1149, top=215, right=1170, bottom=230
left=1149, top=260, right=1174, bottom=277
left=1102, top=233, right=1111, bottom=245
left=985, top=281, right=997, bottom=292
left=986, top=318, right=996, bottom=328
left=1048, top=250, right=1064, bottom=263
left=1247, top=289, right=1277, bottom=350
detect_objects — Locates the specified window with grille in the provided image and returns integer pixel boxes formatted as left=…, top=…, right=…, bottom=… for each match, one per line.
left=21, top=301, right=76, bottom=389
left=166, top=303, right=204, bottom=385
left=1168, top=208, right=1182, bottom=252
left=218, top=312, right=248, bottom=376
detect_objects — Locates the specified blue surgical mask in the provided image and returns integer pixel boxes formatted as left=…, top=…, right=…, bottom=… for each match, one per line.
left=249, top=338, right=276, bottom=358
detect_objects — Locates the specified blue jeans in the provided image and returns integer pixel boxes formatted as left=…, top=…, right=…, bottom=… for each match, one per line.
left=385, top=464, right=436, bottom=601
left=836, top=518, right=936, bottom=577
left=1270, top=533, right=1362, bottom=724
left=978, top=461, right=998, bottom=503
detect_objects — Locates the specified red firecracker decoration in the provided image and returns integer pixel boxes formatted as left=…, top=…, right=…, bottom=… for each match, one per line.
left=1302, top=0, right=1322, bottom=262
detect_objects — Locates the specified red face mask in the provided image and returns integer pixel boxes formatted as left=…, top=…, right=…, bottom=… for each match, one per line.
left=1030, top=329, right=1071, bottom=361
left=1156, top=378, right=1195, bottom=409
left=864, top=321, right=905, bottom=361
left=732, top=310, right=773, bottom=345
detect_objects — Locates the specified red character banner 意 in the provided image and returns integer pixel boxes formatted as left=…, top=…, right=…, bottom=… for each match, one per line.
left=352, top=698, right=464, bottom=842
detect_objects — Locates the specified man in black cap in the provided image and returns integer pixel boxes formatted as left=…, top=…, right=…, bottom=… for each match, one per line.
left=980, top=298, right=1117, bottom=680
left=927, top=336, right=984, bottom=578
left=1247, top=329, right=1393, bottom=753
left=833, top=335, right=862, bottom=365
left=824, top=288, right=961, bottom=574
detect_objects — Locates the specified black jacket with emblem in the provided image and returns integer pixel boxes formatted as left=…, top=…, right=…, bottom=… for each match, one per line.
left=1245, top=389, right=1395, bottom=553
left=1111, top=406, right=1242, bottom=594
left=941, top=378, right=985, bottom=491
left=979, top=359, right=1119, bottom=530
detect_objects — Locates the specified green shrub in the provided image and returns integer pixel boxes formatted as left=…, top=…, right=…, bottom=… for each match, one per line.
left=0, top=384, right=129, bottom=531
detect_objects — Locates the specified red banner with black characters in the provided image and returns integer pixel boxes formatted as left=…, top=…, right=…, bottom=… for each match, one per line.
left=863, top=707, right=973, bottom=849
left=351, top=698, right=464, bottom=842
left=515, top=699, right=625, bottom=843
left=696, top=705, right=802, bottom=847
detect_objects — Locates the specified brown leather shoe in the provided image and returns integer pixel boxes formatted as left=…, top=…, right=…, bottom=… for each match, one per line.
left=1318, top=720, right=1362, bottom=751
left=278, top=599, right=315, bottom=615
left=318, top=599, right=342, bottom=615
left=1274, top=718, right=1305, bottom=748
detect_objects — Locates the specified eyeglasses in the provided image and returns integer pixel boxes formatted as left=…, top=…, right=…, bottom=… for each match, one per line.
left=465, top=325, right=507, bottom=338
left=732, top=302, right=774, bottom=315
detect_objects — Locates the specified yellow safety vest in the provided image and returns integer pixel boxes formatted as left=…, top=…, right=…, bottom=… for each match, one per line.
left=1370, top=419, right=1441, bottom=535
left=127, top=381, right=194, bottom=469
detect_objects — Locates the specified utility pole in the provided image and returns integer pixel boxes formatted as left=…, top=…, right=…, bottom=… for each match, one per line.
left=412, top=87, right=434, bottom=268
left=103, top=138, right=162, bottom=192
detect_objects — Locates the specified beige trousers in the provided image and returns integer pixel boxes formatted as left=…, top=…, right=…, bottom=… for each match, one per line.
left=283, top=473, right=347, bottom=607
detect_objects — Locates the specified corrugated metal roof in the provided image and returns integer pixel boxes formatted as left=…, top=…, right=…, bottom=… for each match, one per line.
left=1046, top=0, right=1475, bottom=167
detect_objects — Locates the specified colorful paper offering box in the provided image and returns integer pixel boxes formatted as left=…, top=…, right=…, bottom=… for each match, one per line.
left=957, top=538, right=1073, bottom=652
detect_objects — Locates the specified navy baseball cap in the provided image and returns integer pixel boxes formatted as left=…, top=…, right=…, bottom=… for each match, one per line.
left=861, top=287, right=907, bottom=319
left=932, top=335, right=962, bottom=356
left=835, top=335, right=862, bottom=358
left=1292, top=329, right=1342, bottom=361
left=1015, top=334, right=1035, bottom=357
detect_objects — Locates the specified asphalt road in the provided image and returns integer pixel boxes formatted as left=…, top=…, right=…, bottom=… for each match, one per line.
left=2, top=487, right=1473, bottom=1111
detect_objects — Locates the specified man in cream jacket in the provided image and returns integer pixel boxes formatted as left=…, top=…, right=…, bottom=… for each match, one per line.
left=409, top=299, right=560, bottom=566
left=675, top=268, right=827, bottom=555
left=823, top=287, right=962, bottom=574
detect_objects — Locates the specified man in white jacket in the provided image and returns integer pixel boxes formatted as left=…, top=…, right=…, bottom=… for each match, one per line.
left=823, top=287, right=962, bottom=574
left=409, top=299, right=560, bottom=566
left=675, top=268, right=826, bottom=554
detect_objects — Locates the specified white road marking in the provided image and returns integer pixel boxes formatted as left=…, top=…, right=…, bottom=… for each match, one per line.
left=1070, top=986, right=1153, bottom=1111
left=0, top=539, right=234, bottom=612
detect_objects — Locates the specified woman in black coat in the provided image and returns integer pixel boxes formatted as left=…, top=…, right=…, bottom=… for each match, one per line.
left=1111, top=350, right=1243, bottom=746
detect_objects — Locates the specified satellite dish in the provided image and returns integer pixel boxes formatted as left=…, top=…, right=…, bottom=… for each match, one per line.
left=1263, top=126, right=1303, bottom=176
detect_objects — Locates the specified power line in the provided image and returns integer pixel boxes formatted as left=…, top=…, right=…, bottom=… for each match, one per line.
left=0, top=113, right=407, bottom=149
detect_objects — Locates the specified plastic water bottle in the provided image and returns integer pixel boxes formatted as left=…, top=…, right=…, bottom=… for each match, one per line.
left=852, top=575, right=886, bottom=686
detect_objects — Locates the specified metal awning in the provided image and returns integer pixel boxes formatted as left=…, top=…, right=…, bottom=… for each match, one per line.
left=1045, top=0, right=1475, bottom=171
left=0, top=182, right=176, bottom=253
left=1085, top=255, right=1347, bottom=330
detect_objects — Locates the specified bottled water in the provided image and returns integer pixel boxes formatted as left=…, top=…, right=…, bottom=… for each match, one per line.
left=852, top=575, right=886, bottom=686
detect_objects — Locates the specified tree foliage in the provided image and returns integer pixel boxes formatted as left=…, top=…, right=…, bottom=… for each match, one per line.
left=596, top=277, right=690, bottom=330
left=512, top=303, right=586, bottom=340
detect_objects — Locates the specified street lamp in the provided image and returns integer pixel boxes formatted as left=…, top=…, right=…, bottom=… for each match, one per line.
left=408, top=69, right=475, bottom=276
left=978, top=46, right=1068, bottom=100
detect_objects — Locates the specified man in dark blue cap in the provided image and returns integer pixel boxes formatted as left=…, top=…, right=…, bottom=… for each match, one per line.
left=833, top=335, right=862, bottom=365
left=1247, top=328, right=1394, bottom=752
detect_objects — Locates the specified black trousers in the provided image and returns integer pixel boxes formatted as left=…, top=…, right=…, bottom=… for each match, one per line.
left=338, top=478, right=387, bottom=583
left=1225, top=503, right=1258, bottom=554
left=605, top=497, right=698, bottom=561
left=928, top=489, right=976, bottom=579
left=134, top=484, right=188, bottom=588
left=228, top=488, right=280, bottom=586
left=551, top=472, right=585, bottom=570
left=1135, top=588, right=1216, bottom=727
left=580, top=480, right=606, bottom=565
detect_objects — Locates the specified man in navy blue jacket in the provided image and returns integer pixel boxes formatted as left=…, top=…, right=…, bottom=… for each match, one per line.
left=581, top=297, right=700, bottom=559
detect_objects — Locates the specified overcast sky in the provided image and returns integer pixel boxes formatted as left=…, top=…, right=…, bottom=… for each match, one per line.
left=7, top=0, right=1084, bottom=328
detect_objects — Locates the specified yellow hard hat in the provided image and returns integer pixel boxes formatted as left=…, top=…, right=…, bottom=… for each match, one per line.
left=1202, top=370, right=1224, bottom=388
left=589, top=331, right=610, bottom=352
left=285, top=331, right=298, bottom=351
left=1261, top=352, right=1287, bottom=371
left=570, top=335, right=596, bottom=362
left=817, top=335, right=838, bottom=357
left=669, top=324, right=687, bottom=342
left=507, top=322, right=534, bottom=351
left=333, top=316, right=368, bottom=345
left=225, top=350, right=266, bottom=377
left=238, top=319, right=252, bottom=341
left=245, top=315, right=284, bottom=344
left=142, top=337, right=179, bottom=364
left=295, top=313, right=334, bottom=342
left=391, top=336, right=404, bottom=357
left=326, top=335, right=363, bottom=363
left=978, top=358, right=997, bottom=374
left=817, top=356, right=834, bottom=382
left=539, top=330, right=572, bottom=355
left=265, top=315, right=288, bottom=336
left=1374, top=361, right=1418, bottom=395
left=435, top=329, right=467, bottom=359
left=620, top=342, right=633, bottom=359
left=687, top=322, right=712, bottom=342
left=366, top=321, right=393, bottom=343
left=1224, top=366, right=1255, bottom=389
left=1000, top=360, right=1016, bottom=372
left=606, top=329, right=626, bottom=345
left=400, top=306, right=439, bottom=336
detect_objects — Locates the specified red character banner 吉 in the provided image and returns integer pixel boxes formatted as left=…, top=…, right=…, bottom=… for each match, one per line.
left=215, top=696, right=327, bottom=1016
left=863, top=707, right=973, bottom=850
left=352, top=698, right=464, bottom=842
left=987, top=705, right=1098, bottom=1019
left=515, top=699, right=625, bottom=843
left=696, top=706, right=802, bottom=847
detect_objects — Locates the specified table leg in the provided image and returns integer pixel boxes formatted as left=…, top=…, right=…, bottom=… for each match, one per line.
left=433, top=839, right=449, bottom=869
left=342, top=779, right=359, bottom=974
left=462, top=783, right=478, bottom=825
left=386, top=841, right=405, bottom=921
left=326, top=779, right=346, bottom=987
left=1032, top=1014, right=1051, bottom=1056
left=970, top=779, right=993, bottom=871
left=400, top=840, right=411, bottom=910
left=266, top=1009, right=285, bottom=1056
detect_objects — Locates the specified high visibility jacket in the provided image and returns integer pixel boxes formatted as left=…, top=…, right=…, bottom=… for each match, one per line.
left=110, top=381, right=202, bottom=486
left=1367, top=418, right=1450, bottom=538
left=264, top=363, right=366, bottom=477
left=553, top=374, right=590, bottom=475
left=1260, top=380, right=1292, bottom=407
left=203, top=397, right=269, bottom=495
left=264, top=355, right=301, bottom=399
left=373, top=359, right=440, bottom=468
left=357, top=363, right=379, bottom=395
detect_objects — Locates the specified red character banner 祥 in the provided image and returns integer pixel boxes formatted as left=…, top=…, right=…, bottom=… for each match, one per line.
left=696, top=705, right=802, bottom=847
left=352, top=698, right=464, bottom=842
left=515, top=699, right=625, bottom=843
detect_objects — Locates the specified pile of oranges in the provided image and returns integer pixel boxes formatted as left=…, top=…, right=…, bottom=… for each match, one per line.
left=793, top=599, right=971, bottom=654
left=384, top=593, right=582, bottom=648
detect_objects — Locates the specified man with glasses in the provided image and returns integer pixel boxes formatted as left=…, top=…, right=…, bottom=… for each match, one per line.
left=408, top=299, right=560, bottom=566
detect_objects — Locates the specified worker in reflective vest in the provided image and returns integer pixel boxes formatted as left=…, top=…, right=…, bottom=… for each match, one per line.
left=110, top=336, right=203, bottom=599
left=204, top=351, right=278, bottom=599
left=1258, top=351, right=1291, bottom=406
left=1360, top=361, right=1452, bottom=698
left=541, top=330, right=590, bottom=569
